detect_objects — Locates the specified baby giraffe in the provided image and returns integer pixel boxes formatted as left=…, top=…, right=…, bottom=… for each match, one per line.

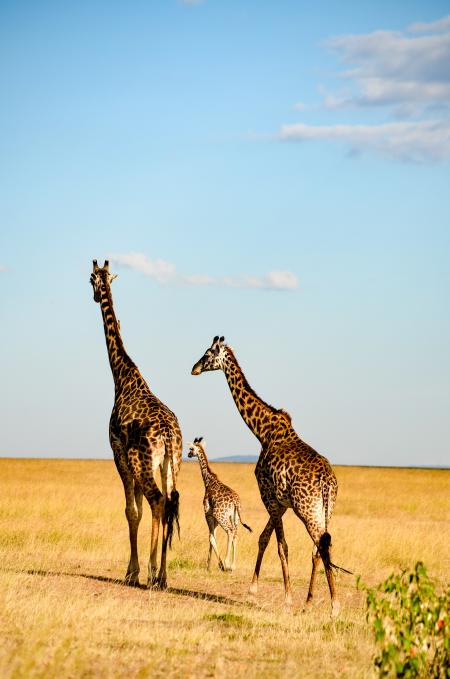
left=188, top=437, right=252, bottom=571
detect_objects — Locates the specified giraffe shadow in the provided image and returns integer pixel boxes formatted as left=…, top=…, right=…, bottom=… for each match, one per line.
left=166, top=586, right=249, bottom=607
left=20, top=568, right=251, bottom=607
left=23, top=568, right=146, bottom=589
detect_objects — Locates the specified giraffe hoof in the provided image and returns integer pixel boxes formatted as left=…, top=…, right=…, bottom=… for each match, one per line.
left=125, top=573, right=140, bottom=587
left=283, top=597, right=293, bottom=613
left=301, top=599, right=313, bottom=614
left=148, top=576, right=167, bottom=591
left=331, top=600, right=341, bottom=619
left=248, top=583, right=258, bottom=596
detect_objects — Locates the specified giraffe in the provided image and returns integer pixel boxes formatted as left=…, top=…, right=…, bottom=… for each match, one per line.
left=191, top=336, right=342, bottom=617
left=90, top=259, right=182, bottom=589
left=188, top=437, right=252, bottom=572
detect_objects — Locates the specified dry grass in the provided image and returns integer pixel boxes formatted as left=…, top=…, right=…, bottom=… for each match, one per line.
left=0, top=458, right=448, bottom=678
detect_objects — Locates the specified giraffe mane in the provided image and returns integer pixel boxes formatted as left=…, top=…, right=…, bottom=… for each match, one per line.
left=225, top=346, right=281, bottom=416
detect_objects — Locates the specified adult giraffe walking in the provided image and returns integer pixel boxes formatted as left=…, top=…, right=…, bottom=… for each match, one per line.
left=90, top=260, right=182, bottom=589
left=192, top=336, right=342, bottom=617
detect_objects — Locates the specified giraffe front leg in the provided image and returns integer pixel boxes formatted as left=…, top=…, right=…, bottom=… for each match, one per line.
left=248, top=516, right=276, bottom=596
left=273, top=514, right=293, bottom=608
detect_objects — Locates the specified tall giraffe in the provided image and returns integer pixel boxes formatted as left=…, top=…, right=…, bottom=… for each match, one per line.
left=90, top=260, right=182, bottom=589
left=192, top=336, right=341, bottom=617
left=188, top=437, right=252, bottom=572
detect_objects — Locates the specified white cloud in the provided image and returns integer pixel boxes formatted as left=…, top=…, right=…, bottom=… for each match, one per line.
left=280, top=120, right=450, bottom=163
left=408, top=15, right=450, bottom=34
left=0, top=265, right=6, bottom=272
left=109, top=252, right=176, bottom=284
left=109, top=252, right=298, bottom=291
left=280, top=15, right=450, bottom=163
left=325, top=27, right=450, bottom=113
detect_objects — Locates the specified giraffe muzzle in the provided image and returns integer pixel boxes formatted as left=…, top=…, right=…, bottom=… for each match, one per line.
left=191, top=361, right=202, bottom=375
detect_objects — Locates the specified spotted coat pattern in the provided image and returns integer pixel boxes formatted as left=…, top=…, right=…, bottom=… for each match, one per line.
left=192, top=336, right=340, bottom=616
left=188, top=437, right=252, bottom=571
left=90, top=260, right=182, bottom=589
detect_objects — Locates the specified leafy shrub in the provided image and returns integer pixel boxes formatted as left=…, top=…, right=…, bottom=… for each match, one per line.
left=358, top=562, right=449, bottom=677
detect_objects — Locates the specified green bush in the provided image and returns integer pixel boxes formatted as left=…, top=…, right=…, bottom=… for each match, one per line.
left=358, top=562, right=449, bottom=678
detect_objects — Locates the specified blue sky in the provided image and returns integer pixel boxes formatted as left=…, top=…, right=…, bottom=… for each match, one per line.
left=1, top=0, right=449, bottom=466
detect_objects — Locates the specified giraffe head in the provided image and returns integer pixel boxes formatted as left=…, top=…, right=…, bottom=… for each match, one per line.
left=191, top=336, right=227, bottom=375
left=187, top=436, right=205, bottom=458
left=90, top=260, right=118, bottom=303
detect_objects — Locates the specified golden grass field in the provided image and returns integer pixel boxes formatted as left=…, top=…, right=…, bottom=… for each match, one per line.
left=0, top=458, right=448, bottom=678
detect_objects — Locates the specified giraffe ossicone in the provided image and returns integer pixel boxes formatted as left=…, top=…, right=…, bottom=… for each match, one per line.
left=191, top=335, right=345, bottom=618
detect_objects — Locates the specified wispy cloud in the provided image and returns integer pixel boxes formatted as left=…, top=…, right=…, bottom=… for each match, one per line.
left=279, top=15, right=450, bottom=163
left=109, top=252, right=298, bottom=291
left=178, top=0, right=205, bottom=5
left=0, top=265, right=7, bottom=272
left=280, top=120, right=450, bottom=164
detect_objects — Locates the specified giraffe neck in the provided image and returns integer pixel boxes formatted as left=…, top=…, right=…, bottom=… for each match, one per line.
left=196, top=447, right=216, bottom=488
left=99, top=280, right=135, bottom=387
left=222, top=347, right=277, bottom=445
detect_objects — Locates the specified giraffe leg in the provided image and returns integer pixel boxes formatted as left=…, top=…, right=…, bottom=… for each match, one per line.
left=154, top=439, right=181, bottom=590
left=231, top=530, right=237, bottom=571
left=273, top=513, right=293, bottom=607
left=207, top=515, right=225, bottom=570
left=156, top=503, right=170, bottom=589
left=248, top=518, right=273, bottom=595
left=303, top=518, right=340, bottom=618
left=249, top=507, right=287, bottom=596
left=205, top=515, right=218, bottom=570
left=148, top=496, right=164, bottom=586
left=302, top=548, right=321, bottom=611
left=224, top=529, right=234, bottom=571
left=113, top=451, right=142, bottom=586
left=318, top=532, right=340, bottom=618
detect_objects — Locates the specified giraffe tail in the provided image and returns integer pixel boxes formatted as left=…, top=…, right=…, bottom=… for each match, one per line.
left=165, top=437, right=181, bottom=548
left=318, top=533, right=353, bottom=576
left=165, top=490, right=180, bottom=548
left=236, top=505, right=252, bottom=532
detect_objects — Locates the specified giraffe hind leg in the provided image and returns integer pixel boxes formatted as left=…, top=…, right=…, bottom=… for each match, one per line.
left=318, top=532, right=340, bottom=618
left=223, top=528, right=234, bottom=571
left=113, top=450, right=143, bottom=587
left=207, top=515, right=225, bottom=570
left=303, top=547, right=321, bottom=611
left=301, top=514, right=340, bottom=618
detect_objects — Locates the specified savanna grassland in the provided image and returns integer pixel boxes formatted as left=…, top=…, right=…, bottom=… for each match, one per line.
left=0, top=458, right=448, bottom=678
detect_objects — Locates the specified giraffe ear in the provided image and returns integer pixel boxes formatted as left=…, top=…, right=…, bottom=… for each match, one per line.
left=109, top=273, right=118, bottom=283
